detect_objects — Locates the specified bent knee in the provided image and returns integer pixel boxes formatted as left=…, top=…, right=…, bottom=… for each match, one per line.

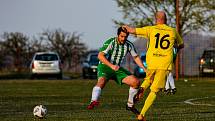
left=130, top=76, right=140, bottom=88
left=96, top=77, right=107, bottom=88
left=150, top=87, right=162, bottom=93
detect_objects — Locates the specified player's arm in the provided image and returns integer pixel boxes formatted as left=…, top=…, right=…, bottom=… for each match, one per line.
left=174, top=30, right=184, bottom=52
left=123, top=25, right=149, bottom=39
left=133, top=55, right=147, bottom=72
left=177, top=44, right=184, bottom=50
left=128, top=42, right=147, bottom=72
left=98, top=52, right=119, bottom=71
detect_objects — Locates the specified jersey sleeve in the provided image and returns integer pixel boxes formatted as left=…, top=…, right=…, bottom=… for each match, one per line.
left=99, top=38, right=113, bottom=54
left=135, top=26, right=150, bottom=39
left=128, top=41, right=138, bottom=57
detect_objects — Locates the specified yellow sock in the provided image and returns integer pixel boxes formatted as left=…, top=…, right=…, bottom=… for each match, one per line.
left=140, top=91, right=156, bottom=116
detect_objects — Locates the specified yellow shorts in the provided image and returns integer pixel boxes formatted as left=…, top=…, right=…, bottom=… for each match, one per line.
left=141, top=69, right=169, bottom=92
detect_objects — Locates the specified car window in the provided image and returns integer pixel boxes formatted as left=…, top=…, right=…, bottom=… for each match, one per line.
left=89, top=55, right=99, bottom=65
left=35, top=54, right=58, bottom=61
left=203, top=50, right=215, bottom=58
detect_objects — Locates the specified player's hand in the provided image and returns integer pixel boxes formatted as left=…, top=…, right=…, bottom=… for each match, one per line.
left=144, top=68, right=148, bottom=73
left=111, top=65, right=120, bottom=71
left=122, top=25, right=135, bottom=33
left=122, top=25, right=129, bottom=30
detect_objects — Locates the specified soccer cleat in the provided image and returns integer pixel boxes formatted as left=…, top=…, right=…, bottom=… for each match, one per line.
left=134, top=87, right=144, bottom=103
left=126, top=104, right=140, bottom=115
left=87, top=101, right=99, bottom=110
left=137, top=114, right=146, bottom=121
left=171, top=88, right=177, bottom=95
left=164, top=89, right=171, bottom=95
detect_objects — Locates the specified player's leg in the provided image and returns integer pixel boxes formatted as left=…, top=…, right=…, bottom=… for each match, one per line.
left=122, top=75, right=141, bottom=115
left=168, top=72, right=175, bottom=89
left=122, top=75, right=140, bottom=105
left=164, top=72, right=171, bottom=94
left=134, top=70, right=155, bottom=103
left=87, top=77, right=108, bottom=109
left=165, top=73, right=170, bottom=90
left=168, top=72, right=176, bottom=94
left=87, top=64, right=113, bottom=109
left=137, top=91, right=156, bottom=121
left=115, top=68, right=140, bottom=115
left=138, top=70, right=168, bottom=120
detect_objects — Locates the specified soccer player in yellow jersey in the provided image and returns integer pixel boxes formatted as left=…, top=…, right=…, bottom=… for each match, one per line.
left=123, top=11, right=184, bottom=121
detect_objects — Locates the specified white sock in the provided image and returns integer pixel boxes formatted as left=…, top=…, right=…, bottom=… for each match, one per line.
left=165, top=76, right=170, bottom=90
left=168, top=73, right=176, bottom=89
left=127, top=87, right=138, bottom=107
left=91, top=86, right=101, bottom=102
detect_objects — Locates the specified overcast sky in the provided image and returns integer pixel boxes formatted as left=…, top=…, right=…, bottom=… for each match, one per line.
left=0, top=0, right=122, bottom=49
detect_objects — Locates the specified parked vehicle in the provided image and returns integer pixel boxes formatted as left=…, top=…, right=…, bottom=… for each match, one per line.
left=82, top=51, right=99, bottom=79
left=30, top=52, right=63, bottom=79
left=134, top=52, right=147, bottom=78
left=199, top=48, right=215, bottom=76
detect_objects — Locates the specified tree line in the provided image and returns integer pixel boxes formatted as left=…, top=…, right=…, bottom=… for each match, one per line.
left=114, top=0, right=214, bottom=36
left=0, top=28, right=88, bottom=72
left=1, top=0, right=214, bottom=73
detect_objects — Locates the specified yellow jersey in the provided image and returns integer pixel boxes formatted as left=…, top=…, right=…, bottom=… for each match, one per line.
left=136, top=24, right=183, bottom=70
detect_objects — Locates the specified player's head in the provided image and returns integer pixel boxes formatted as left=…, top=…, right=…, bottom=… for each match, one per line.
left=155, top=11, right=167, bottom=24
left=117, top=27, right=129, bottom=44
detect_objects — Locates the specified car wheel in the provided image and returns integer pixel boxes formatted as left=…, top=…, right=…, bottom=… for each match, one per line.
left=30, top=74, right=36, bottom=79
left=57, top=73, right=63, bottom=79
left=83, top=70, right=87, bottom=79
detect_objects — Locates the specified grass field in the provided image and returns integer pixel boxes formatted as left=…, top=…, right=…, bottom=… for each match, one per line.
left=0, top=77, right=214, bottom=121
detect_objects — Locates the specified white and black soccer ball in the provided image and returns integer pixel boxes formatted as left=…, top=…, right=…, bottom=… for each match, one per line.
left=33, top=105, right=47, bottom=118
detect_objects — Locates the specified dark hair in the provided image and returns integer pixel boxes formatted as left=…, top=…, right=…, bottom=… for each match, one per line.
left=117, top=27, right=129, bottom=36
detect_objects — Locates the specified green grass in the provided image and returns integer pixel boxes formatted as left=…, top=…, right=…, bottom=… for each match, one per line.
left=0, top=78, right=214, bottom=121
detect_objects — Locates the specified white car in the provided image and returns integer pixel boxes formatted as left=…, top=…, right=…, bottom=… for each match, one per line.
left=30, top=52, right=62, bottom=79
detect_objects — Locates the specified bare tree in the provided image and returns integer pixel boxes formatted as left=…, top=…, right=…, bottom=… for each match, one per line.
left=41, top=29, right=87, bottom=70
left=114, top=0, right=215, bottom=36
left=1, top=32, right=29, bottom=71
left=0, top=41, right=5, bottom=68
left=24, top=36, right=47, bottom=66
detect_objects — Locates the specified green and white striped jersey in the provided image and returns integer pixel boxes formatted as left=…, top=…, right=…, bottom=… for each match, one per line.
left=99, top=37, right=138, bottom=66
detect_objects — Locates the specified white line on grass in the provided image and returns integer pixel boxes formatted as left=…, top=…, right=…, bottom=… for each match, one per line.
left=184, top=96, right=215, bottom=106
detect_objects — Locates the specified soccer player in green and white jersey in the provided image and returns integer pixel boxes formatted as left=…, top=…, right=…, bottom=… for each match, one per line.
left=87, top=27, right=147, bottom=115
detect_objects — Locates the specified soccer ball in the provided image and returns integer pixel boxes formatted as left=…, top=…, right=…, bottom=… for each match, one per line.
left=33, top=105, right=47, bottom=118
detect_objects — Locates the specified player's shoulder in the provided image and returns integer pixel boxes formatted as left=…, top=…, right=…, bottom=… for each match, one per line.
left=104, top=37, right=115, bottom=44
left=141, top=25, right=152, bottom=30
left=125, top=40, right=135, bottom=48
left=163, top=25, right=177, bottom=32
left=154, top=24, right=175, bottom=31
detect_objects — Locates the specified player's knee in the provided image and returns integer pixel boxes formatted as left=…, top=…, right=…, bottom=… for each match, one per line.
left=96, top=77, right=107, bottom=89
left=150, top=88, right=160, bottom=93
left=132, top=78, right=140, bottom=88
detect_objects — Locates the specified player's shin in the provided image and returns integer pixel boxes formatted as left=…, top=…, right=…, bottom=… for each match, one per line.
left=126, top=87, right=140, bottom=115
left=87, top=86, right=101, bottom=109
left=91, top=86, right=101, bottom=102
left=134, top=80, right=150, bottom=103
left=127, top=87, right=138, bottom=107
left=140, top=91, right=156, bottom=116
